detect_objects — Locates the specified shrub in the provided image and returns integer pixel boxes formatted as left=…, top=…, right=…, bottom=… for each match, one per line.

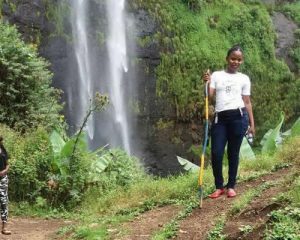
left=1, top=125, right=53, bottom=202
left=0, top=21, right=62, bottom=132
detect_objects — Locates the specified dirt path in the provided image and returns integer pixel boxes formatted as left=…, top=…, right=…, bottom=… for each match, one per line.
left=111, top=205, right=182, bottom=240
left=109, top=168, right=290, bottom=240
left=176, top=168, right=290, bottom=240
left=223, top=183, right=286, bottom=240
left=1, top=217, right=69, bottom=240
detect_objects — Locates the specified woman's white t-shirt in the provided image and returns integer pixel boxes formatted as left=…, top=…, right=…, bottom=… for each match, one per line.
left=210, top=70, right=251, bottom=112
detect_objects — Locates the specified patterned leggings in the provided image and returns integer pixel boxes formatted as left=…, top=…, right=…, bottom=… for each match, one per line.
left=0, top=176, right=8, bottom=223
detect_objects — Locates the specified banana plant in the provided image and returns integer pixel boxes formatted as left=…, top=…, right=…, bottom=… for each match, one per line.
left=282, top=117, right=300, bottom=137
left=50, top=129, right=115, bottom=183
left=240, top=137, right=256, bottom=160
left=50, top=130, right=88, bottom=176
left=177, top=155, right=199, bottom=172
left=260, top=113, right=300, bottom=154
left=260, top=112, right=285, bottom=154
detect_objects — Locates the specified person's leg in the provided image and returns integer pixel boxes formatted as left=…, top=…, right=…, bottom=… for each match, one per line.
left=211, top=121, right=228, bottom=189
left=227, top=114, right=248, bottom=189
left=0, top=176, right=10, bottom=235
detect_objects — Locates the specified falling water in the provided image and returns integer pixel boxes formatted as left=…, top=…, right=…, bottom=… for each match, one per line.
left=106, top=0, right=131, bottom=154
left=71, top=0, right=94, bottom=139
left=68, top=0, right=132, bottom=153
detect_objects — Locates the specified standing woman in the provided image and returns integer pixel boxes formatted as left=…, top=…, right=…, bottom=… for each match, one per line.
left=0, top=136, right=11, bottom=235
left=203, top=45, right=255, bottom=198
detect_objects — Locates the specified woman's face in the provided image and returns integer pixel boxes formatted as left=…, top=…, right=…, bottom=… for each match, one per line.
left=226, top=50, right=243, bottom=73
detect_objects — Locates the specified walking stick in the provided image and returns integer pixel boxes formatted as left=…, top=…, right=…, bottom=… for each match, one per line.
left=198, top=78, right=209, bottom=208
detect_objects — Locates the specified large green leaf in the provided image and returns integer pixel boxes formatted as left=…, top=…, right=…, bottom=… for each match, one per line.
left=92, top=152, right=111, bottom=172
left=261, top=112, right=285, bottom=154
left=50, top=130, right=65, bottom=155
left=87, top=153, right=111, bottom=183
left=291, top=117, right=300, bottom=137
left=260, top=129, right=272, bottom=147
left=177, top=156, right=199, bottom=172
left=240, top=137, right=256, bottom=160
left=60, top=138, right=75, bottom=159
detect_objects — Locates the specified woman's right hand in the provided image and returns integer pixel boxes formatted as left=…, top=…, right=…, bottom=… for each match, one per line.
left=203, top=69, right=211, bottom=83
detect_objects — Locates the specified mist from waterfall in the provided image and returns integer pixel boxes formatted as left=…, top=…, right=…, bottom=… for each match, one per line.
left=106, top=0, right=131, bottom=154
left=71, top=0, right=94, bottom=139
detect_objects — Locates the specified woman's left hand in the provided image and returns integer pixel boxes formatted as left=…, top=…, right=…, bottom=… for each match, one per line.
left=0, top=170, right=6, bottom=176
left=248, top=126, right=255, bottom=136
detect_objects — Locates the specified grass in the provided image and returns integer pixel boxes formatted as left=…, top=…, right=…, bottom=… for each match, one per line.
left=206, top=215, right=227, bottom=240
left=264, top=207, right=300, bottom=240
left=81, top=173, right=199, bottom=215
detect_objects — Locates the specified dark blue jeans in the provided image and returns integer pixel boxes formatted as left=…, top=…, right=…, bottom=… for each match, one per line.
left=211, top=108, right=249, bottom=189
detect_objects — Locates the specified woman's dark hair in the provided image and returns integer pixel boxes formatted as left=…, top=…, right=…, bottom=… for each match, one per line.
left=0, top=136, right=3, bottom=142
left=227, top=44, right=243, bottom=57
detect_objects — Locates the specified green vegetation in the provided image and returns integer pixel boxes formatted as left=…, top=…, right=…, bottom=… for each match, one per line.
left=206, top=215, right=226, bottom=240
left=264, top=151, right=300, bottom=240
left=281, top=1, right=300, bottom=24
left=0, top=22, right=62, bottom=132
left=43, top=0, right=70, bottom=39
left=264, top=207, right=300, bottom=240
left=131, top=0, right=300, bottom=139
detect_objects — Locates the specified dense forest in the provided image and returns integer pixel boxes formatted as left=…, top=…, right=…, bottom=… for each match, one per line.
left=0, top=0, right=299, bottom=239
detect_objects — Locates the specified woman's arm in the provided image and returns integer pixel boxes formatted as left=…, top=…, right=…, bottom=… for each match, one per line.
left=203, top=71, right=216, bottom=100
left=242, top=95, right=255, bottom=135
left=0, top=164, right=9, bottom=177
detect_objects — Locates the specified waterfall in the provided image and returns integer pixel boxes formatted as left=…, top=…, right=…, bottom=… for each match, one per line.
left=69, top=0, right=132, bottom=154
left=106, top=0, right=131, bottom=154
left=71, top=0, right=94, bottom=139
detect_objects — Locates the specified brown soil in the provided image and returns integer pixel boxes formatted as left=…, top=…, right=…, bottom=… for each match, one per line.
left=1, top=217, right=69, bottom=240
left=175, top=168, right=290, bottom=240
left=223, top=184, right=286, bottom=240
left=111, top=205, right=182, bottom=240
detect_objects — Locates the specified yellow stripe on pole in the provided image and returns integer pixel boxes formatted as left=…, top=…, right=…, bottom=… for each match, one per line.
left=198, top=154, right=205, bottom=186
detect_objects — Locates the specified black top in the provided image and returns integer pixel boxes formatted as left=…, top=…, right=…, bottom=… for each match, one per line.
left=0, top=144, right=8, bottom=171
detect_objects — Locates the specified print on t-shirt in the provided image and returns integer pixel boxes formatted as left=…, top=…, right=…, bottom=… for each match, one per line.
left=226, top=85, right=231, bottom=93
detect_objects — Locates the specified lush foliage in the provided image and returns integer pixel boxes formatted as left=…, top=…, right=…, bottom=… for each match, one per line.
left=281, top=1, right=300, bottom=24
left=0, top=22, right=62, bottom=132
left=260, top=114, right=300, bottom=154
left=43, top=0, right=70, bottom=39
left=131, top=0, right=300, bottom=139
left=2, top=92, right=143, bottom=208
left=2, top=122, right=144, bottom=208
left=265, top=207, right=300, bottom=240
